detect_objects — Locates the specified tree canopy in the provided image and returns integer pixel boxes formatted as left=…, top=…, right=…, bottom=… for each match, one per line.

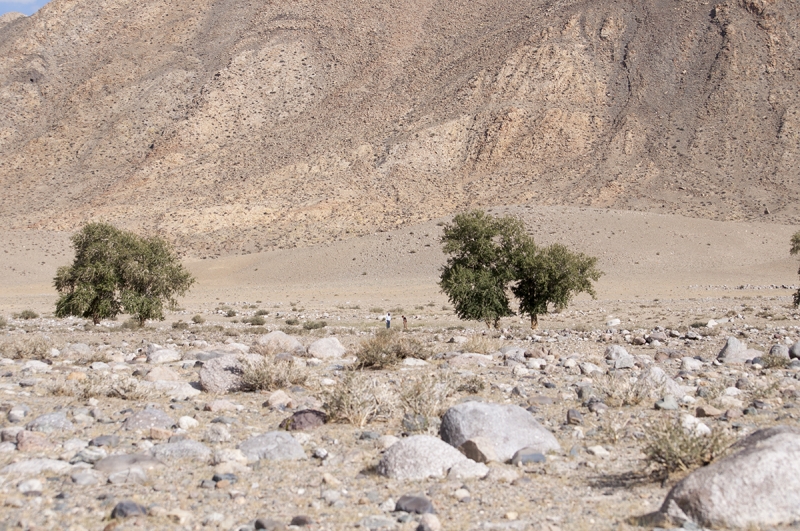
left=54, top=223, right=195, bottom=324
left=439, top=210, right=602, bottom=328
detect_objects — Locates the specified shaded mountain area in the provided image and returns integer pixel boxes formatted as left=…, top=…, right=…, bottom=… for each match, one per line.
left=0, top=0, right=798, bottom=257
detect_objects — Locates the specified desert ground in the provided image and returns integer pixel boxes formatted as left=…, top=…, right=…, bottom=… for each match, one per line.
left=1, top=205, right=800, bottom=531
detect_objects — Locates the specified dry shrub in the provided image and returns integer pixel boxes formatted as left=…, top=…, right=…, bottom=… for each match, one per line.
left=49, top=374, right=149, bottom=401
left=643, top=416, right=732, bottom=481
left=399, top=370, right=484, bottom=419
left=0, top=316, right=7, bottom=328
left=191, top=314, right=206, bottom=324
left=16, top=310, right=38, bottom=320
left=355, top=330, right=430, bottom=370
left=760, top=354, right=789, bottom=369
left=0, top=335, right=52, bottom=360
left=302, top=320, right=326, bottom=330
left=119, top=317, right=143, bottom=330
left=593, top=372, right=665, bottom=407
left=462, top=335, right=501, bottom=354
left=78, top=351, right=110, bottom=365
left=239, top=355, right=308, bottom=391
left=324, top=372, right=397, bottom=427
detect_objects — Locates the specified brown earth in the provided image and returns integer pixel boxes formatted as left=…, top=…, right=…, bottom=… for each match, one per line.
left=1, top=0, right=799, bottom=257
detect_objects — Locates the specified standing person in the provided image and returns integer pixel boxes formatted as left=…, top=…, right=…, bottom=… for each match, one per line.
left=385, top=312, right=391, bottom=329
left=402, top=315, right=408, bottom=330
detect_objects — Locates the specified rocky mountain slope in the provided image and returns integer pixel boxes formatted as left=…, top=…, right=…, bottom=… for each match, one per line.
left=0, top=0, right=798, bottom=257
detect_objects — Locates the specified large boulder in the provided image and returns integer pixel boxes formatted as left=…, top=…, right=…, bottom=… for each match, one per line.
left=439, top=402, right=560, bottom=462
left=717, top=337, right=762, bottom=363
left=256, top=331, right=304, bottom=354
left=377, top=435, right=468, bottom=480
left=655, top=426, right=800, bottom=528
left=199, top=353, right=262, bottom=394
left=307, top=337, right=346, bottom=359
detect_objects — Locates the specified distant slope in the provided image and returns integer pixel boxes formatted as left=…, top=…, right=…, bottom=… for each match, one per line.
left=0, top=0, right=798, bottom=257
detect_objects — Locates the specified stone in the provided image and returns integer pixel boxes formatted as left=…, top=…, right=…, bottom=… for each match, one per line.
left=655, top=395, right=680, bottom=411
left=26, top=411, right=74, bottom=433
left=790, top=341, right=800, bottom=359
left=447, top=459, right=490, bottom=480
left=307, top=337, right=346, bottom=359
left=586, top=445, right=610, bottom=458
left=359, top=515, right=396, bottom=530
left=614, top=352, right=636, bottom=369
left=638, top=366, right=686, bottom=399
left=90, top=435, right=120, bottom=447
left=16, top=430, right=53, bottom=452
left=418, top=514, right=442, bottom=531
left=769, top=344, right=790, bottom=359
left=696, top=405, right=723, bottom=418
left=108, top=466, right=148, bottom=485
left=257, top=331, right=305, bottom=354
left=510, top=448, right=546, bottom=465
left=278, top=409, right=327, bottom=431
left=579, top=362, right=604, bottom=376
left=566, top=409, right=583, bottom=425
left=70, top=446, right=107, bottom=464
left=123, top=407, right=174, bottom=431
left=255, top=518, right=286, bottom=530
left=458, top=437, right=498, bottom=463
left=199, top=354, right=262, bottom=394
left=267, top=390, right=292, bottom=408
left=604, top=344, right=629, bottom=360
left=680, top=357, right=704, bottom=371
left=71, top=470, right=101, bottom=485
left=205, top=399, right=238, bottom=412
left=655, top=426, right=800, bottom=528
left=94, top=453, right=164, bottom=474
left=111, top=500, right=148, bottom=519
left=66, top=371, right=87, bottom=381
left=147, top=348, right=182, bottom=364
left=717, top=337, right=751, bottom=363
left=150, top=439, right=211, bottom=462
left=0, top=458, right=73, bottom=476
left=150, top=427, right=172, bottom=440
left=439, top=402, right=561, bottom=462
left=204, top=424, right=232, bottom=443
left=378, top=435, right=399, bottom=450
left=1, top=426, right=24, bottom=442
left=396, top=495, right=434, bottom=514
left=144, top=366, right=181, bottom=381
left=238, top=431, right=306, bottom=462
left=377, top=435, right=468, bottom=480
left=289, top=515, right=313, bottom=526
left=17, top=478, right=43, bottom=494
left=178, top=416, right=199, bottom=430
left=485, top=466, right=520, bottom=483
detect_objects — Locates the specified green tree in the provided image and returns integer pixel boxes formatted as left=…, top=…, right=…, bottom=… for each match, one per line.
left=439, top=210, right=602, bottom=329
left=54, top=223, right=195, bottom=325
left=439, top=210, right=526, bottom=328
left=791, top=231, right=800, bottom=307
left=512, top=242, right=602, bottom=329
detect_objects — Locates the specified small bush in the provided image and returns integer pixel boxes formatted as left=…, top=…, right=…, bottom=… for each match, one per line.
left=191, top=314, right=206, bottom=324
left=400, top=372, right=462, bottom=419
left=0, top=316, right=6, bottom=328
left=369, top=307, right=384, bottom=314
left=463, top=335, right=501, bottom=354
left=759, top=354, right=790, bottom=369
left=457, top=374, right=486, bottom=394
left=244, top=316, right=266, bottom=326
left=255, top=309, right=269, bottom=316
left=250, top=326, right=268, bottom=335
left=285, top=318, right=299, bottom=326
left=354, top=330, right=430, bottom=370
left=240, top=356, right=308, bottom=392
left=224, top=329, right=240, bottom=337
left=78, top=351, right=110, bottom=365
left=50, top=374, right=150, bottom=401
left=0, top=335, right=52, bottom=360
left=324, top=372, right=397, bottom=427
left=594, top=373, right=664, bottom=407
left=119, top=317, right=143, bottom=330
left=16, top=310, right=39, bottom=320
left=415, top=305, right=424, bottom=310
left=302, top=320, right=326, bottom=330
left=226, top=309, right=237, bottom=317
left=389, top=307, right=404, bottom=314
left=643, top=416, right=731, bottom=481
left=172, top=321, right=189, bottom=330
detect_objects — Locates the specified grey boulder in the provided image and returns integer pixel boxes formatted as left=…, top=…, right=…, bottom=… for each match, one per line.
left=377, top=435, right=468, bottom=480
left=256, top=331, right=304, bottom=354
left=94, top=453, right=164, bottom=474
left=199, top=354, right=262, bottom=394
left=150, top=439, right=211, bottom=463
left=238, top=431, right=306, bottom=463
left=307, top=337, right=346, bottom=359
left=717, top=337, right=762, bottom=363
left=439, top=402, right=560, bottom=462
left=27, top=411, right=74, bottom=433
left=656, top=426, right=800, bottom=528
left=122, top=407, right=174, bottom=431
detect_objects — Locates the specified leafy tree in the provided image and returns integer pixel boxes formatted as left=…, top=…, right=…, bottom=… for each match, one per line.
left=512, top=242, right=602, bottom=329
left=439, top=210, right=602, bottom=329
left=54, top=223, right=195, bottom=324
left=439, top=210, right=526, bottom=328
left=791, top=231, right=800, bottom=307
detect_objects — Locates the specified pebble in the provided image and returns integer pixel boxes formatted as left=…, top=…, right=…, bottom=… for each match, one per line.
left=289, top=515, right=313, bottom=526
left=566, top=409, right=583, bottom=425
left=586, top=445, right=610, bottom=458
left=655, top=395, right=680, bottom=411
left=255, top=518, right=286, bottom=530
left=395, top=494, right=435, bottom=514
left=417, top=514, right=442, bottom=531
left=511, top=448, right=546, bottom=465
left=110, top=500, right=148, bottom=519
left=17, top=478, right=43, bottom=494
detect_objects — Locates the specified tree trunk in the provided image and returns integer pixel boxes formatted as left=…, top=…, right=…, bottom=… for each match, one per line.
left=530, top=314, right=538, bottom=329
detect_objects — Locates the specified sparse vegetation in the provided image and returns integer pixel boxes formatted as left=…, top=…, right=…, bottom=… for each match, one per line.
left=399, top=371, right=464, bottom=419
left=50, top=374, right=150, bottom=401
left=119, top=317, right=143, bottom=330
left=594, top=372, right=664, bottom=407
left=16, top=309, right=39, bottom=320
left=172, top=320, right=189, bottom=330
left=226, top=309, right=237, bottom=317
left=759, top=354, right=789, bottom=369
left=254, top=309, right=269, bottom=316
left=643, top=416, right=732, bottom=481
left=0, top=335, right=52, bottom=360
left=463, top=335, right=502, bottom=354
left=302, top=320, right=326, bottom=330
left=191, top=314, right=205, bottom=324
left=0, top=316, right=6, bottom=328
left=792, top=231, right=800, bottom=307
left=369, top=307, right=384, bottom=314
left=285, top=318, right=299, bottom=326
left=239, top=356, right=308, bottom=392
left=243, top=315, right=266, bottom=326
left=323, top=372, right=397, bottom=427
left=354, top=330, right=430, bottom=369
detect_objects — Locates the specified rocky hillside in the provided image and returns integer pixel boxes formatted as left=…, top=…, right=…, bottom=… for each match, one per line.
left=0, top=0, right=798, bottom=256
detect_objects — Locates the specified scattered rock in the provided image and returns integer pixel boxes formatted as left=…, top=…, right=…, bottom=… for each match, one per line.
left=238, top=431, right=306, bottom=462
left=377, top=435, right=468, bottom=480
left=396, top=494, right=435, bottom=514
left=150, top=439, right=211, bottom=463
left=123, top=407, right=174, bottom=431
left=26, top=411, right=74, bottom=433
left=458, top=437, right=498, bottom=463
left=278, top=409, right=327, bottom=431
left=148, top=348, right=182, bottom=364
left=199, top=354, right=262, bottom=394
left=307, top=337, right=346, bottom=359
left=440, top=402, right=561, bottom=461
left=0, top=458, right=73, bottom=477
left=94, top=454, right=164, bottom=474
left=257, top=331, right=304, bottom=354
left=510, top=448, right=546, bottom=465
left=111, top=500, right=148, bottom=519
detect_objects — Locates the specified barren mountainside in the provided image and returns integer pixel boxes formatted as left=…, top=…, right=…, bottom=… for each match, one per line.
left=0, top=0, right=798, bottom=257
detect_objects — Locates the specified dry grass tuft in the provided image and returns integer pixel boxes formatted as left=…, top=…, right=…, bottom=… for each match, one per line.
left=49, top=374, right=150, bottom=401
left=593, top=372, right=665, bottom=407
left=323, top=372, right=397, bottom=427
left=354, top=330, right=430, bottom=369
left=0, top=335, right=53, bottom=360
left=643, top=416, right=732, bottom=481
left=462, top=335, right=502, bottom=354
left=239, top=355, right=308, bottom=391
left=400, top=371, right=460, bottom=419
left=759, top=354, right=789, bottom=369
